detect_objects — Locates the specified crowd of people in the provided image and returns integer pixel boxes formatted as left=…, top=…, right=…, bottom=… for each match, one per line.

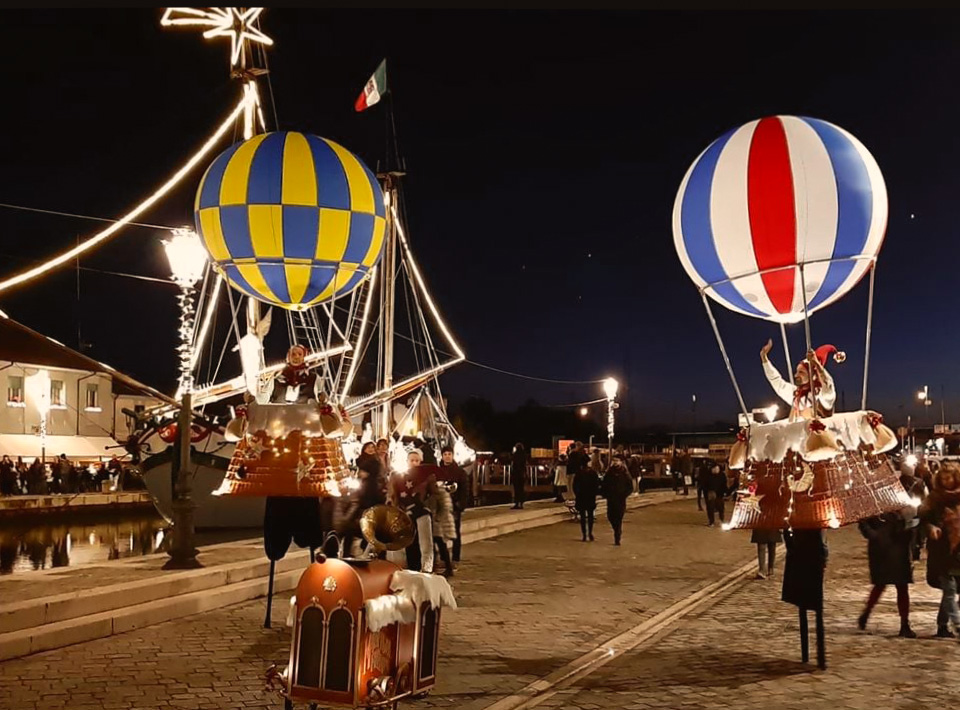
left=335, top=437, right=469, bottom=578
left=0, top=454, right=137, bottom=496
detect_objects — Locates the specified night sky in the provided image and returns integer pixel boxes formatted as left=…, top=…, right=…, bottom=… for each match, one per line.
left=0, top=9, right=957, bottom=430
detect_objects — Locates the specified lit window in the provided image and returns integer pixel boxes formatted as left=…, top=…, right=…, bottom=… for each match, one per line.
left=50, top=379, right=65, bottom=408
left=85, top=383, right=100, bottom=411
left=7, top=375, right=23, bottom=406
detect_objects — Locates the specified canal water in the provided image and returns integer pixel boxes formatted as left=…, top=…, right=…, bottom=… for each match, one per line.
left=0, top=512, right=257, bottom=575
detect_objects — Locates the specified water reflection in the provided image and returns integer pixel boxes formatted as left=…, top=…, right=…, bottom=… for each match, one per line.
left=0, top=513, right=169, bottom=575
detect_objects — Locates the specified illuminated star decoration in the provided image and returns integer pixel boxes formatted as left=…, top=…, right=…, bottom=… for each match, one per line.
left=160, top=8, right=274, bottom=67
left=243, top=433, right=266, bottom=460
left=296, top=458, right=312, bottom=485
left=741, top=494, right=765, bottom=515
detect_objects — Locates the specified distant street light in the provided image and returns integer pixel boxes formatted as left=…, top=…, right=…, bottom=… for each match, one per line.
left=579, top=406, right=589, bottom=417
left=162, top=227, right=207, bottom=570
left=917, top=385, right=932, bottom=427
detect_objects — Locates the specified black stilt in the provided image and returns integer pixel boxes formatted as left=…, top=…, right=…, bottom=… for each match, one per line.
left=799, top=609, right=809, bottom=663
left=815, top=609, right=826, bottom=670
left=309, top=546, right=316, bottom=563
left=264, top=559, right=276, bottom=629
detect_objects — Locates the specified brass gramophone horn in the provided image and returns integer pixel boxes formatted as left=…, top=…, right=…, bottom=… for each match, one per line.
left=360, top=504, right=416, bottom=552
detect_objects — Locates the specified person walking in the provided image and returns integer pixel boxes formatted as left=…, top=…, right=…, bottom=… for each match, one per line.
left=510, top=443, right=528, bottom=510
left=340, top=442, right=387, bottom=558
left=0, top=456, right=14, bottom=496
left=752, top=527, right=782, bottom=579
left=919, top=462, right=960, bottom=638
left=425, top=477, right=457, bottom=577
left=573, top=458, right=600, bottom=542
left=856, top=508, right=918, bottom=638
left=782, top=528, right=828, bottom=669
left=627, top=454, right=642, bottom=495
left=704, top=464, right=727, bottom=527
left=399, top=449, right=435, bottom=573
left=439, top=445, right=469, bottom=564
left=601, top=455, right=632, bottom=545
left=679, top=448, right=693, bottom=496
left=552, top=454, right=567, bottom=502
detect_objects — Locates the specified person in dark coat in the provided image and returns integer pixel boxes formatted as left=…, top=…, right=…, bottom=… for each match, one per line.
left=601, top=456, right=632, bottom=545
left=340, top=442, right=388, bottom=558
left=856, top=510, right=917, bottom=637
left=0, top=456, right=14, bottom=496
left=510, top=443, right=528, bottom=510
left=782, top=528, right=828, bottom=669
left=573, top=461, right=600, bottom=542
left=919, top=462, right=960, bottom=638
left=704, top=464, right=727, bottom=527
left=439, top=445, right=469, bottom=563
left=752, top=528, right=782, bottom=579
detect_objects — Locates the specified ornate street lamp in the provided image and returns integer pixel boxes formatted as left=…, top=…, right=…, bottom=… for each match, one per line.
left=162, top=227, right=207, bottom=569
left=603, top=377, right=619, bottom=468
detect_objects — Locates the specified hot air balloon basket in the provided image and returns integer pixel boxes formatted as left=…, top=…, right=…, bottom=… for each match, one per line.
left=727, top=449, right=909, bottom=530
left=214, top=429, right=351, bottom=497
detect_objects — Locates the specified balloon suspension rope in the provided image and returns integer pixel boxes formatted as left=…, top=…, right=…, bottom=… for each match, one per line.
left=799, top=264, right=813, bottom=353
left=701, top=292, right=749, bottom=421
left=780, top=321, right=792, bottom=379
left=798, top=264, right=820, bottom=406
left=861, top=261, right=877, bottom=410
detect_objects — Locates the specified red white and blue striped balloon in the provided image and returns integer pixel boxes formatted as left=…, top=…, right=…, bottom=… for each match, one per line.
left=672, top=116, right=888, bottom=323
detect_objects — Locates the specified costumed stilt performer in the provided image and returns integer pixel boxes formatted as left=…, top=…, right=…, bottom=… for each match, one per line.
left=760, top=340, right=844, bottom=420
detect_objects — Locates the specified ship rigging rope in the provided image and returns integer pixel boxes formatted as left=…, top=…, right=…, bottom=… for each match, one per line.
left=0, top=203, right=173, bottom=230
left=0, top=96, right=249, bottom=296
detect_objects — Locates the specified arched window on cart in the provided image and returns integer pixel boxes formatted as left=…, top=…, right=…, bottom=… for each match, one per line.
left=323, top=607, right=354, bottom=692
left=295, top=606, right=325, bottom=688
left=418, top=604, right=439, bottom=683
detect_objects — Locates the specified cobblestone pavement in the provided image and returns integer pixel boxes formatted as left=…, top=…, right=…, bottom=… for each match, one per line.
left=0, top=496, right=758, bottom=710
left=537, top=525, right=960, bottom=710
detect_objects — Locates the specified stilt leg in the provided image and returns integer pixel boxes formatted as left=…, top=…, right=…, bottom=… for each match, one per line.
left=815, top=609, right=826, bottom=670
left=799, top=609, right=809, bottom=663
left=264, top=559, right=275, bottom=629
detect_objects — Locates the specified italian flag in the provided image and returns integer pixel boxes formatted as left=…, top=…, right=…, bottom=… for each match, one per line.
left=355, top=59, right=387, bottom=112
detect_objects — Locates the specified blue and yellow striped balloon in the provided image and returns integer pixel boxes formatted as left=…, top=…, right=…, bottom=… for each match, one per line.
left=194, top=131, right=386, bottom=311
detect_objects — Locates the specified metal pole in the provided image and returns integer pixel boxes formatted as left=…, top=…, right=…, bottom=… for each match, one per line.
left=379, top=177, right=399, bottom=439
left=701, top=293, right=749, bottom=420
left=164, top=278, right=202, bottom=570
left=780, top=322, right=792, bottom=375
left=163, top=390, right=201, bottom=569
left=263, top=559, right=275, bottom=628
left=942, top=384, right=946, bottom=427
left=860, top=263, right=876, bottom=410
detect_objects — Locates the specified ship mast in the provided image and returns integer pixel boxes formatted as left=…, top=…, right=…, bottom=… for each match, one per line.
left=377, top=172, right=401, bottom=438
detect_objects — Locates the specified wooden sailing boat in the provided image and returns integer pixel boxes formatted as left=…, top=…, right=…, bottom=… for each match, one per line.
left=139, top=10, right=473, bottom=528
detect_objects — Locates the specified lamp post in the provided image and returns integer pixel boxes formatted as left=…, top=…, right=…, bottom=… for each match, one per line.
left=162, top=227, right=207, bottom=570
left=36, top=369, right=50, bottom=469
left=603, top=377, right=619, bottom=469
left=917, top=385, right=932, bottom=428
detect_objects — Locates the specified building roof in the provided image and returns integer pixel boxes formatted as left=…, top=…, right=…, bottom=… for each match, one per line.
left=0, top=313, right=176, bottom=405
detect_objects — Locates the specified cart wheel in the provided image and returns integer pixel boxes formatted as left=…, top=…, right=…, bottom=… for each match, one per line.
left=284, top=698, right=293, bottom=710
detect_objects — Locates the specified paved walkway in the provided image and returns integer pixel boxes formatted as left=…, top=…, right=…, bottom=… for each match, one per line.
left=0, top=496, right=749, bottom=710
left=533, top=525, right=960, bottom=710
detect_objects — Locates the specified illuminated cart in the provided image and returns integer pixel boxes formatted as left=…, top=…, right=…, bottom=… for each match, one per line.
left=268, top=557, right=456, bottom=710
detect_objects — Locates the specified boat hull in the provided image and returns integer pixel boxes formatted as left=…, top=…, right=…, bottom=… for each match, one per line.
left=141, top=439, right=265, bottom=530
